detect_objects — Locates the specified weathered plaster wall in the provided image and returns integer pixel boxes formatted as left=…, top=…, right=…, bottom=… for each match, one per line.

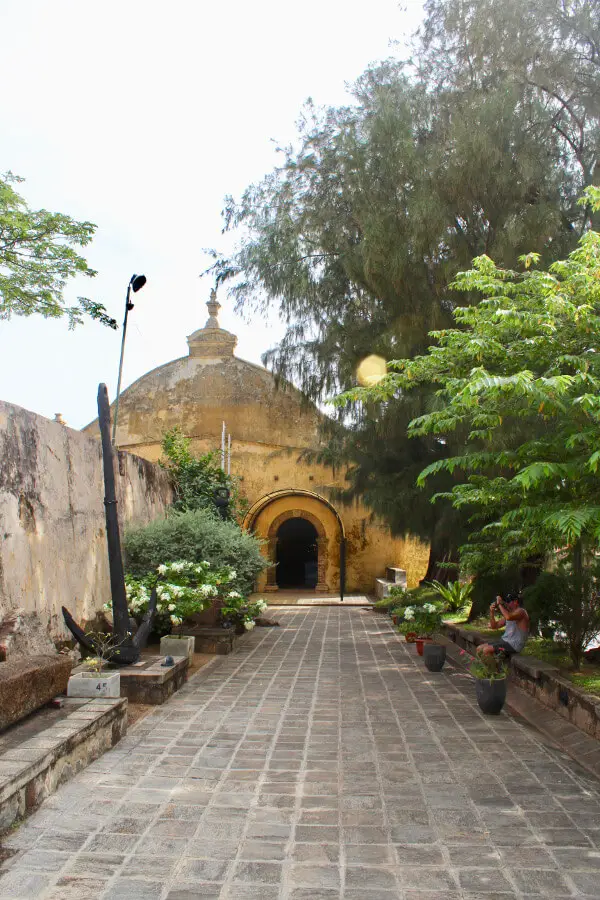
left=83, top=356, right=322, bottom=451
left=0, top=401, right=172, bottom=640
left=81, top=311, right=429, bottom=593
left=250, top=492, right=427, bottom=593
left=97, top=425, right=429, bottom=592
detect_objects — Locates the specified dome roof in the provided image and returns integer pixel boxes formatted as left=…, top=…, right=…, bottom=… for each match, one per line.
left=85, top=292, right=322, bottom=450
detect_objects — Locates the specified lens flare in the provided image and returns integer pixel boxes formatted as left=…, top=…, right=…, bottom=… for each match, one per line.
left=356, top=354, right=387, bottom=387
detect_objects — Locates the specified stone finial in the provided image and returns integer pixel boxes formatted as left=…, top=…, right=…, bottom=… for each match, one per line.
left=205, top=289, right=221, bottom=329
left=54, top=413, right=66, bottom=425
left=187, top=288, right=237, bottom=359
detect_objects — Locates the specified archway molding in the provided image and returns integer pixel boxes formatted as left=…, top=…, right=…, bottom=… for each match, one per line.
left=244, top=489, right=346, bottom=597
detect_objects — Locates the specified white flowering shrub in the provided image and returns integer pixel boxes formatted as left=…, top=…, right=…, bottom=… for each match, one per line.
left=106, top=560, right=238, bottom=634
left=398, top=601, right=444, bottom=638
left=220, top=594, right=268, bottom=630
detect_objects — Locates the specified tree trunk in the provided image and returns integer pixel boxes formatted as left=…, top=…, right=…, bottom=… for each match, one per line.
left=569, top=539, right=585, bottom=669
left=421, top=531, right=459, bottom=585
left=520, top=556, right=544, bottom=588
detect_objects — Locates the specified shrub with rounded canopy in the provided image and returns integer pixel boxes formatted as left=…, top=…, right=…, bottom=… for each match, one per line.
left=123, top=508, right=267, bottom=596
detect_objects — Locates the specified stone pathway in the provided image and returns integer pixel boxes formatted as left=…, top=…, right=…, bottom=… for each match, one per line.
left=2, top=608, right=600, bottom=899
left=250, top=592, right=371, bottom=606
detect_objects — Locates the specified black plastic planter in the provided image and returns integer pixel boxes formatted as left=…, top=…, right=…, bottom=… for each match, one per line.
left=423, top=643, right=446, bottom=672
left=475, top=677, right=507, bottom=715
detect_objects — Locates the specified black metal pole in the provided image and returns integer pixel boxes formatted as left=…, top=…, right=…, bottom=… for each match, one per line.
left=98, top=383, right=138, bottom=662
left=340, top=535, right=346, bottom=602
left=112, top=282, right=132, bottom=446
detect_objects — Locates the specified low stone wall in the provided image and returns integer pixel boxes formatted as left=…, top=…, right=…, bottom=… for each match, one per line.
left=115, top=655, right=188, bottom=705
left=445, top=623, right=600, bottom=741
left=0, top=698, right=127, bottom=831
left=0, top=400, right=173, bottom=641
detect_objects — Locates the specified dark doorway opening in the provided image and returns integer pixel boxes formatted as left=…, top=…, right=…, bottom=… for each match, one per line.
left=276, top=517, right=318, bottom=589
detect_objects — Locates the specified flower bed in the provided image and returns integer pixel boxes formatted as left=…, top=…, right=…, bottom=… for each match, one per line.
left=109, top=560, right=269, bottom=636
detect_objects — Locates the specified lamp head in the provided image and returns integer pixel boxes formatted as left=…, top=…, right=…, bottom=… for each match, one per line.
left=130, top=274, right=147, bottom=293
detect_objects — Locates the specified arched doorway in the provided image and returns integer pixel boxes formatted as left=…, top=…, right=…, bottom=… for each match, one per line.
left=243, top=490, right=346, bottom=598
left=265, top=507, right=329, bottom=592
left=276, top=517, right=318, bottom=589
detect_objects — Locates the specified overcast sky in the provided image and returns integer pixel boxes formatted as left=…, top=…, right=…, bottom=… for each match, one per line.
left=0, top=0, right=424, bottom=429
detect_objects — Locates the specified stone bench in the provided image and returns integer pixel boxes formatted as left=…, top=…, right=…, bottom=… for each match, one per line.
left=0, top=656, right=72, bottom=732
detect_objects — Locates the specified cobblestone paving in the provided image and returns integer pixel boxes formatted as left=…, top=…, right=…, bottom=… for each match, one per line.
left=2, top=607, right=600, bottom=899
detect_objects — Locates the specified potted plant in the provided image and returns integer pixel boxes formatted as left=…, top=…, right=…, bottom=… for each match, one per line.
left=394, top=587, right=440, bottom=642
left=67, top=632, right=127, bottom=698
left=463, top=649, right=508, bottom=714
left=220, top=594, right=268, bottom=633
left=159, top=632, right=195, bottom=663
left=395, top=616, right=417, bottom=642
left=400, top=604, right=447, bottom=669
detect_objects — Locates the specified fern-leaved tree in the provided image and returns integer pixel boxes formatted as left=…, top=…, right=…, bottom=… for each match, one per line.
left=345, top=187, right=600, bottom=666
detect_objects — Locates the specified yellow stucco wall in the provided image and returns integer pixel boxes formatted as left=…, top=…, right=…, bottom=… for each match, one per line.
left=83, top=308, right=429, bottom=593
left=248, top=492, right=428, bottom=593
left=94, top=433, right=429, bottom=592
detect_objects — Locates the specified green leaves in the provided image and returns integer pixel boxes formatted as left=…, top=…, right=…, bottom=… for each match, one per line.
left=123, top=508, right=267, bottom=597
left=358, top=188, right=600, bottom=573
left=429, top=579, right=473, bottom=614
left=543, top=509, right=600, bottom=543
left=512, top=461, right=573, bottom=489
left=160, top=427, right=244, bottom=520
left=0, top=171, right=115, bottom=328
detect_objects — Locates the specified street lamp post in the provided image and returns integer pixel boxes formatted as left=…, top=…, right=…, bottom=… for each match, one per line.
left=112, top=273, right=146, bottom=445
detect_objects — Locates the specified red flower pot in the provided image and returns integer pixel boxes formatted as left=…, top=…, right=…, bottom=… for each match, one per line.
left=415, top=638, right=431, bottom=656
left=405, top=632, right=417, bottom=643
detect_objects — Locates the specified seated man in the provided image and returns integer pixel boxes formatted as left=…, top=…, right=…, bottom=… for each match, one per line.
left=479, top=592, right=530, bottom=659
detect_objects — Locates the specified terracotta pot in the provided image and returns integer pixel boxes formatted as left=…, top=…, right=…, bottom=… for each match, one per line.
left=415, top=638, right=431, bottom=656
left=189, top=598, right=225, bottom=628
left=391, top=614, right=398, bottom=626
left=405, top=632, right=417, bottom=643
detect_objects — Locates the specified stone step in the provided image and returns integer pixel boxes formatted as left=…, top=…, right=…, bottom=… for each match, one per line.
left=0, top=697, right=126, bottom=831
left=385, top=567, right=407, bottom=586
left=375, top=578, right=394, bottom=600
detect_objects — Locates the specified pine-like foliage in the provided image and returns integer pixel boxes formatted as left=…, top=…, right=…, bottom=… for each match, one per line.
left=208, top=0, right=600, bottom=577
